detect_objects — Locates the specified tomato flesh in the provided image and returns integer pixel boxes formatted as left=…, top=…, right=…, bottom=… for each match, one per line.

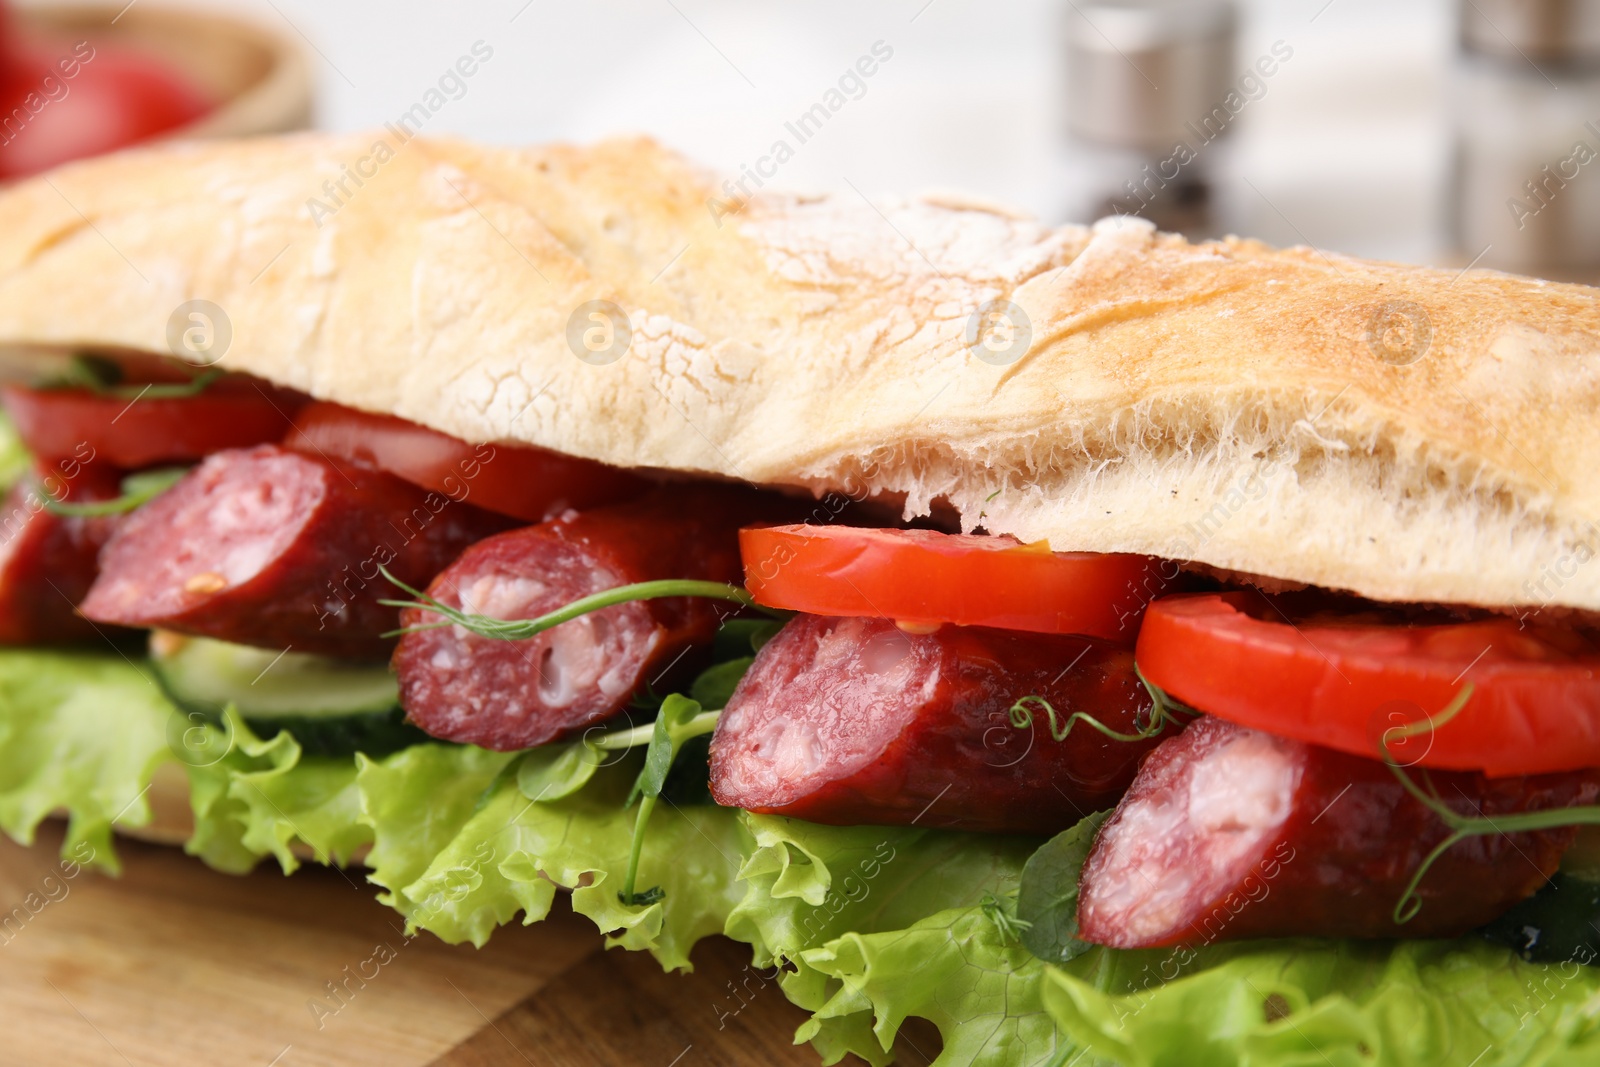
left=285, top=402, right=645, bottom=522
left=1, top=381, right=297, bottom=469
left=740, top=524, right=1171, bottom=642
left=1136, top=591, right=1600, bottom=776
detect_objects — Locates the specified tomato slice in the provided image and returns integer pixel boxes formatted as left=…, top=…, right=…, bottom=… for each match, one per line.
left=1, top=380, right=297, bottom=469
left=739, top=524, right=1171, bottom=642
left=284, top=402, right=645, bottom=522
left=1136, top=591, right=1600, bottom=776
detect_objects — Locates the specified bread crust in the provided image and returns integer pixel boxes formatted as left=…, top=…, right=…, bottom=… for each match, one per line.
left=0, top=133, right=1597, bottom=613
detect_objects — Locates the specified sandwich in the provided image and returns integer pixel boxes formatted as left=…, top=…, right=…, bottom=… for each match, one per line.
left=0, top=132, right=1598, bottom=1066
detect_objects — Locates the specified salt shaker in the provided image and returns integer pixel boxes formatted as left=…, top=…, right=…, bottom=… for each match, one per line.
left=1057, top=0, right=1239, bottom=238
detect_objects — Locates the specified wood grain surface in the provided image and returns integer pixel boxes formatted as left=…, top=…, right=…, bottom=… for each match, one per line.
left=0, top=822, right=936, bottom=1066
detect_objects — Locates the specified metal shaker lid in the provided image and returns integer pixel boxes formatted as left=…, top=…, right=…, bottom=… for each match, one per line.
left=1064, top=0, right=1239, bottom=150
left=1460, top=0, right=1600, bottom=65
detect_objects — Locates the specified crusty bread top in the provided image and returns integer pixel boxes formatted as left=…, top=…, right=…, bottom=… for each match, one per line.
left=0, top=132, right=1597, bottom=614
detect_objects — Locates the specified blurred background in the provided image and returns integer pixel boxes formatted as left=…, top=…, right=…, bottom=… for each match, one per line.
left=0, top=5, right=1592, bottom=1063
left=3, top=0, right=1595, bottom=280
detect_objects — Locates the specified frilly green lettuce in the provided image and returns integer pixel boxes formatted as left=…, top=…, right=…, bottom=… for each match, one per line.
left=0, top=651, right=172, bottom=873
left=183, top=709, right=370, bottom=874
left=355, top=740, right=515, bottom=900
left=1043, top=938, right=1600, bottom=1067
left=10, top=648, right=1600, bottom=1067
left=365, top=754, right=749, bottom=968
left=801, top=905, right=1061, bottom=1065
left=725, top=815, right=1044, bottom=1063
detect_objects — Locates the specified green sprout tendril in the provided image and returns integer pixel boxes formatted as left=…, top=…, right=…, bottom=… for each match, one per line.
left=43, top=466, right=188, bottom=518
left=1008, top=666, right=1197, bottom=746
left=34, top=353, right=223, bottom=398
left=378, top=567, right=784, bottom=640
left=378, top=565, right=783, bottom=905
left=1383, top=685, right=1600, bottom=924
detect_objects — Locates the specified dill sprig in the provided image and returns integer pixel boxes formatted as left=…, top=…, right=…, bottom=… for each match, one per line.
left=378, top=567, right=774, bottom=640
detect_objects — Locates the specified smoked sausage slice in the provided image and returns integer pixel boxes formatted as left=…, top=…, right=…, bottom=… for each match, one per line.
left=80, top=445, right=511, bottom=657
left=394, top=487, right=783, bottom=751
left=1077, top=716, right=1600, bottom=947
left=709, top=614, right=1161, bottom=834
left=0, top=463, right=123, bottom=643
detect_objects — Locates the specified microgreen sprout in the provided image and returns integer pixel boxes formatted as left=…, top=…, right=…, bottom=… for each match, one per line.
left=378, top=569, right=781, bottom=640
left=507, top=696, right=724, bottom=908
left=43, top=466, right=188, bottom=517
left=381, top=565, right=774, bottom=906
left=125, top=370, right=226, bottom=399
left=618, top=694, right=720, bottom=906
left=1008, top=666, right=1197, bottom=746
left=34, top=354, right=223, bottom=398
left=1381, top=685, right=1600, bottom=923
left=979, top=890, right=1032, bottom=945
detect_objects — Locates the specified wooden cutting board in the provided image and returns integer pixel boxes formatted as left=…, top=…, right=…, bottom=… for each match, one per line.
left=0, top=822, right=936, bottom=1066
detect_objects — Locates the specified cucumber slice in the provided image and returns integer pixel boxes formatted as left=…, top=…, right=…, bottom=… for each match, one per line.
left=148, top=631, right=430, bottom=757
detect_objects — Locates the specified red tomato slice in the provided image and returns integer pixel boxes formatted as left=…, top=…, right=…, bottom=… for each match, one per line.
left=1, top=380, right=297, bottom=469
left=1136, top=591, right=1600, bottom=776
left=0, top=44, right=211, bottom=179
left=284, top=402, right=645, bottom=522
left=740, top=524, right=1172, bottom=642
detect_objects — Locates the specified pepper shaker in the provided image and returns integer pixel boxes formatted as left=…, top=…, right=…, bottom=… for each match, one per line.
left=1450, top=0, right=1600, bottom=281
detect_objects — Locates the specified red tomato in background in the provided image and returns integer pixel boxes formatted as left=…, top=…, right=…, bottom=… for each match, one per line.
left=0, top=5, right=14, bottom=75
left=0, top=31, right=212, bottom=180
left=0, top=9, right=22, bottom=110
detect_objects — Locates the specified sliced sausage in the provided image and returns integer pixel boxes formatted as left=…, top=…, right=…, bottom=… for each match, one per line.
left=708, top=614, right=1161, bottom=834
left=394, top=487, right=788, bottom=751
left=79, top=445, right=512, bottom=658
left=1077, top=716, right=1600, bottom=947
left=0, top=463, right=124, bottom=643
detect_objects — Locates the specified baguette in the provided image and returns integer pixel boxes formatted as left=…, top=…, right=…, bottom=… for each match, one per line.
left=0, top=133, right=1596, bottom=613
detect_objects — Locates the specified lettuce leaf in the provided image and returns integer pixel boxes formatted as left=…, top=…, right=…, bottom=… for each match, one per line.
left=0, top=410, right=29, bottom=491
left=358, top=744, right=749, bottom=970
left=183, top=710, right=370, bottom=874
left=728, top=817, right=1037, bottom=963
left=1043, top=938, right=1600, bottom=1067
left=15, top=647, right=1600, bottom=1067
left=803, top=906, right=1061, bottom=1066
left=725, top=816, right=1044, bottom=1063
left=0, top=650, right=174, bottom=872
left=357, top=740, right=516, bottom=902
